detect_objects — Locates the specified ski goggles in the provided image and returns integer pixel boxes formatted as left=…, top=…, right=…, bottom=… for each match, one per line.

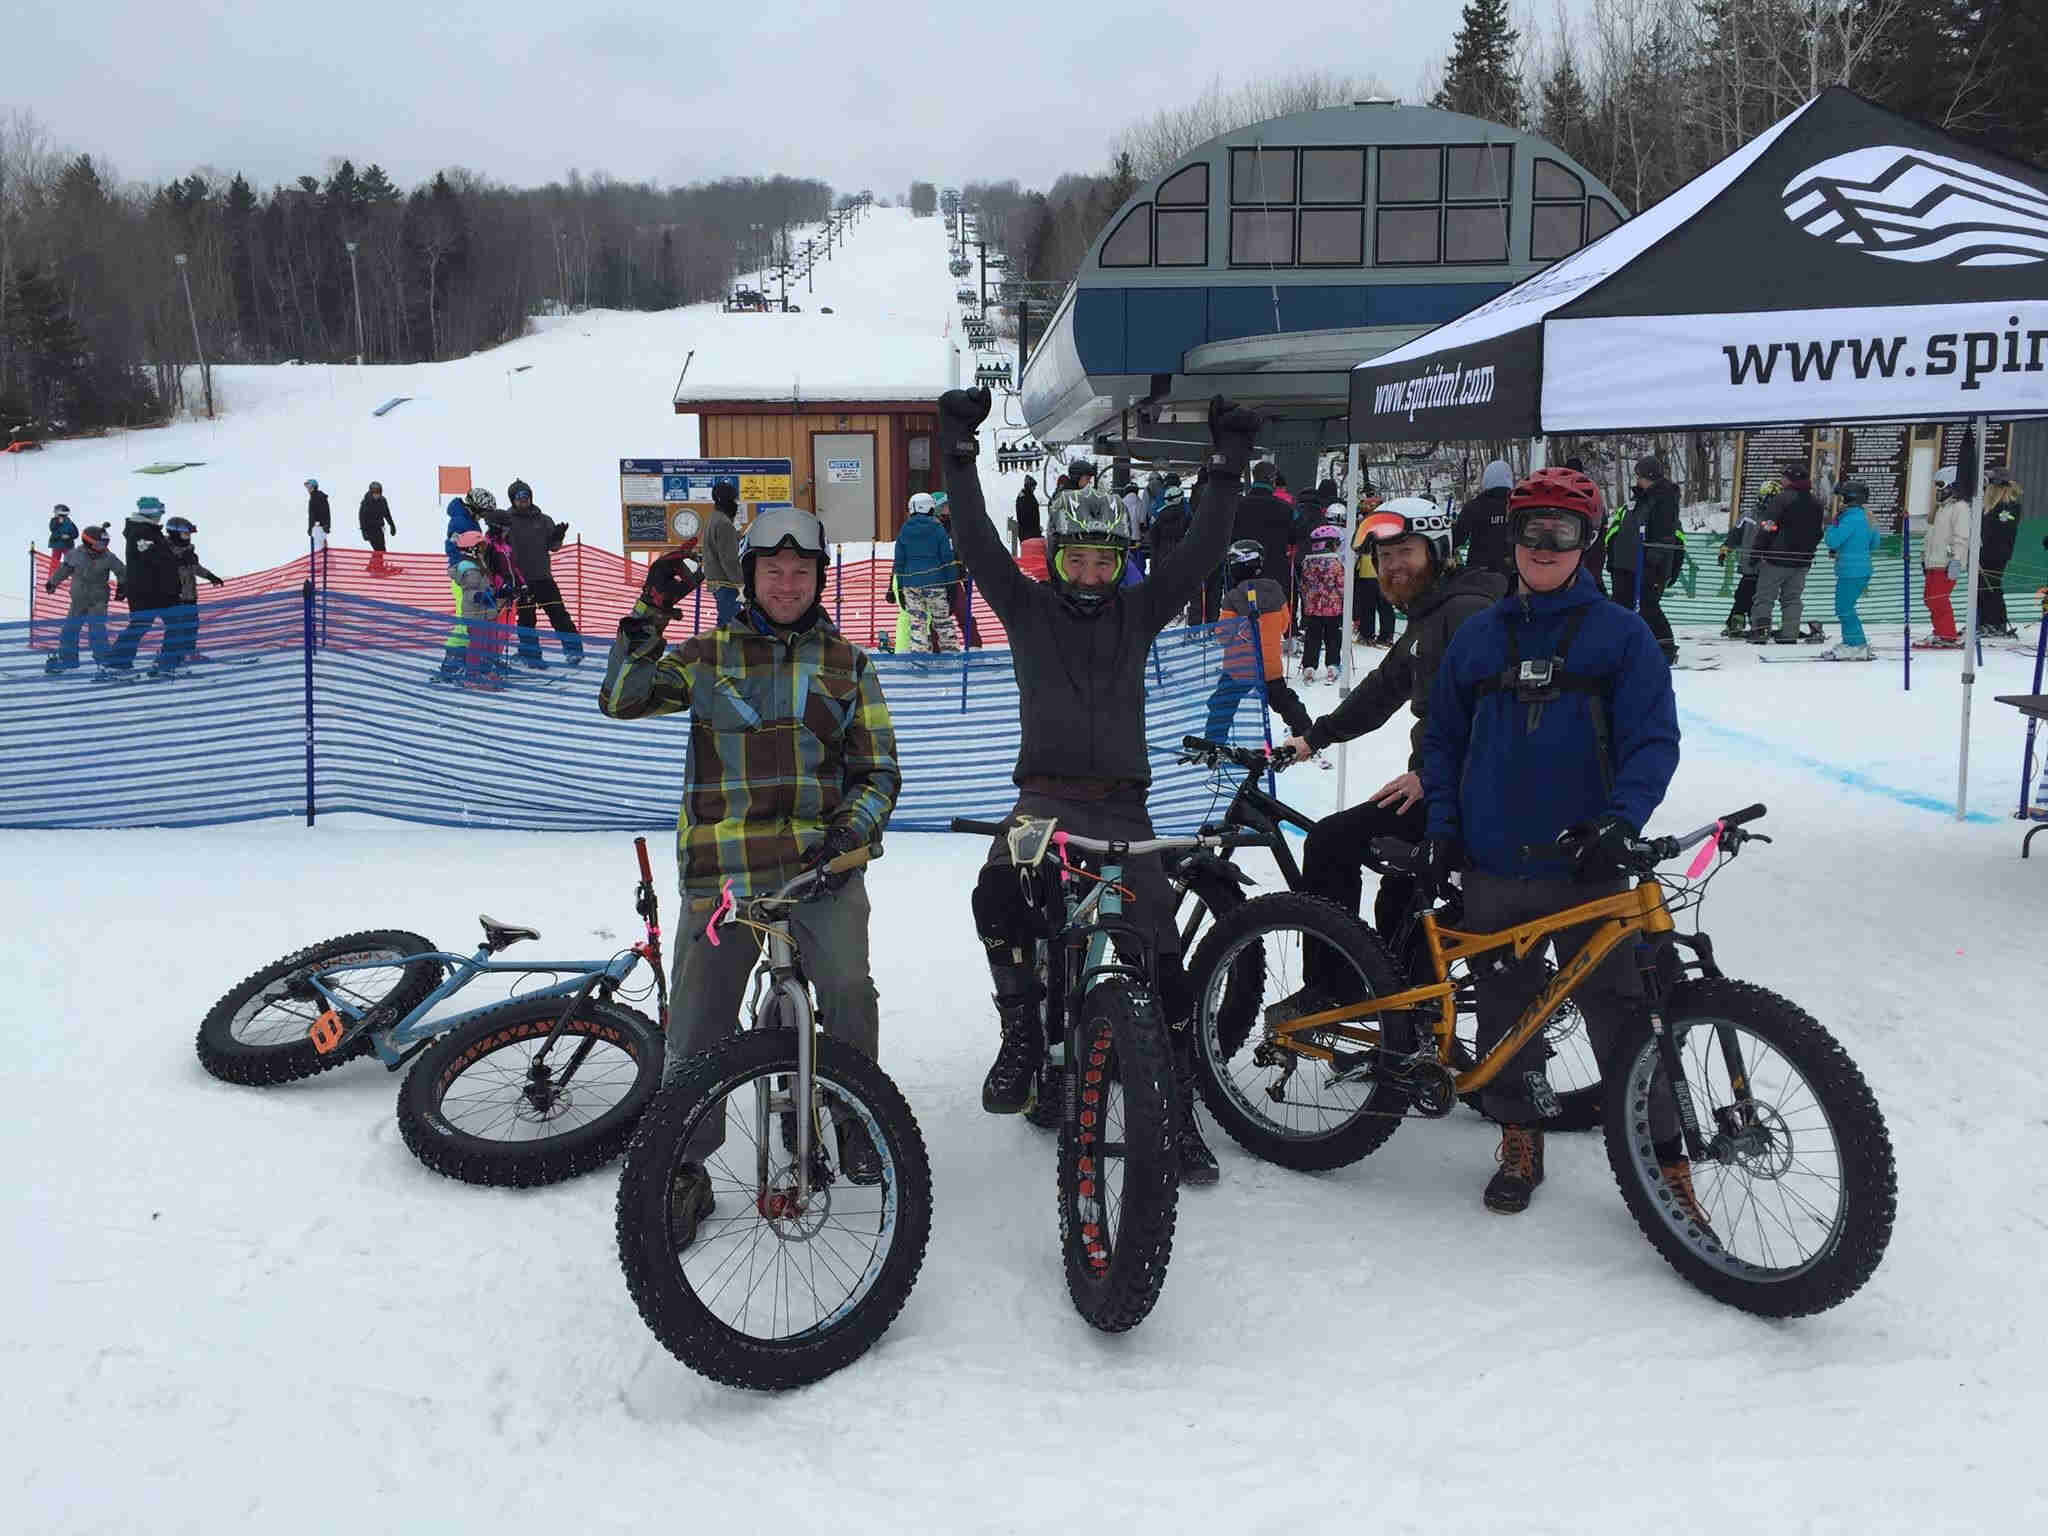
left=1357, top=509, right=1416, bottom=545
left=1511, top=513, right=1589, bottom=552
left=742, top=505, right=827, bottom=559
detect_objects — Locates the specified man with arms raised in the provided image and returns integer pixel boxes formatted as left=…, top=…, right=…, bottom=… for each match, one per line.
left=938, top=387, right=1254, bottom=1186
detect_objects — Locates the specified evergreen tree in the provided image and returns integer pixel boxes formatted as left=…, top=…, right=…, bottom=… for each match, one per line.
left=1434, top=0, right=1523, bottom=128
left=5, top=263, right=92, bottom=424
left=359, top=163, right=401, bottom=204
left=1538, top=51, right=1593, bottom=166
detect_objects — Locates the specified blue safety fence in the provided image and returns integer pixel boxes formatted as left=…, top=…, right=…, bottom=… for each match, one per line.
left=2, top=589, right=1273, bottom=833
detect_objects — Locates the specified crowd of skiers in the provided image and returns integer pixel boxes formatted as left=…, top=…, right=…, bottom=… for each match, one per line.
left=436, top=478, right=584, bottom=687
left=41, top=499, right=222, bottom=678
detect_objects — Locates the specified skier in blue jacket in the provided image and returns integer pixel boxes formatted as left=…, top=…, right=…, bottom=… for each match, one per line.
left=1421, top=466, right=1696, bottom=1221
left=890, top=492, right=962, bottom=651
left=1821, top=478, right=1881, bottom=661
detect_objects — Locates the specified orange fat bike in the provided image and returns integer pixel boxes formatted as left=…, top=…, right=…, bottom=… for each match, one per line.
left=1182, top=805, right=1896, bottom=1317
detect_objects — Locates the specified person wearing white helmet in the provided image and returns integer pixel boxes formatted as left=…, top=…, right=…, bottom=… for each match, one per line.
left=599, top=504, right=901, bottom=1237
left=890, top=490, right=961, bottom=653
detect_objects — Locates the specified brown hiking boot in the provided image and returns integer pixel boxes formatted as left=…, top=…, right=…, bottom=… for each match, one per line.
left=1660, top=1158, right=1713, bottom=1231
left=1483, top=1125, right=1545, bottom=1213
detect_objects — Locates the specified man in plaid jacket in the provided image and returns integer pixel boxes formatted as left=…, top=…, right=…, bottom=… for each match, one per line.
left=600, top=506, right=900, bottom=1207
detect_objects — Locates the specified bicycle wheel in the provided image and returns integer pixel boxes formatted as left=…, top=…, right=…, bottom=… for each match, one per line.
left=1603, top=979, right=1896, bottom=1318
left=616, top=1027, right=932, bottom=1390
left=1448, top=966, right=1604, bottom=1133
left=1058, top=977, right=1178, bottom=1332
left=396, top=997, right=664, bottom=1187
left=1173, top=868, right=1259, bottom=1060
left=1186, top=893, right=1411, bottom=1172
left=196, top=930, right=440, bottom=1086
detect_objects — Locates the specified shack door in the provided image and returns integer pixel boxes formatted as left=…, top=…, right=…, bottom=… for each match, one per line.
left=812, top=432, right=877, bottom=542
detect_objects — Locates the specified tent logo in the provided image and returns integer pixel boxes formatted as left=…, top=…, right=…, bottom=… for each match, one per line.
left=1781, top=146, right=2048, bottom=267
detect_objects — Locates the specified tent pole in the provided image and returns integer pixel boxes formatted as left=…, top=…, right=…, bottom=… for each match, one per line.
left=1957, top=414, right=1989, bottom=819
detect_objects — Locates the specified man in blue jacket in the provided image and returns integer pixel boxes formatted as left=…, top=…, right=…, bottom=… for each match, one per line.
left=1421, top=466, right=1691, bottom=1217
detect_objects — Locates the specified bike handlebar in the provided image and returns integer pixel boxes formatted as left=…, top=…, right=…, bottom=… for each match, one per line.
left=949, top=818, right=1008, bottom=837
left=634, top=835, right=654, bottom=882
left=1178, top=734, right=1296, bottom=772
left=946, top=816, right=1257, bottom=858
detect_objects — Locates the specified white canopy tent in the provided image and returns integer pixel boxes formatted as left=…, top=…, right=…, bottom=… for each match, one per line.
left=1347, top=88, right=2048, bottom=817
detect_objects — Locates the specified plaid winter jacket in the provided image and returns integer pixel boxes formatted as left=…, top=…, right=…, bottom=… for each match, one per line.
left=599, top=599, right=900, bottom=899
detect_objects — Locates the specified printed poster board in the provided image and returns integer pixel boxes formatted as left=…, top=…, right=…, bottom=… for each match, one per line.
left=619, top=457, right=794, bottom=552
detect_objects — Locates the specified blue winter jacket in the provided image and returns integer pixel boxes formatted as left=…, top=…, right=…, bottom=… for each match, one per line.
left=1823, top=505, right=1879, bottom=584
left=1423, top=568, right=1681, bottom=878
left=444, top=497, right=479, bottom=568
left=891, top=511, right=958, bottom=590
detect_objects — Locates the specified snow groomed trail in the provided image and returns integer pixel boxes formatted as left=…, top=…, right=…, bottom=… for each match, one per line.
left=7, top=209, right=2047, bottom=1532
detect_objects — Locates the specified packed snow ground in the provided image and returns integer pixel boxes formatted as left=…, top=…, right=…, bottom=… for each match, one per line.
left=9, top=209, right=2048, bottom=1531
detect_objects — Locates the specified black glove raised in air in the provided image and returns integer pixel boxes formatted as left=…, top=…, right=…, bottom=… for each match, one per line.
left=937, top=387, right=991, bottom=463
left=1206, top=396, right=1261, bottom=480
left=641, top=550, right=702, bottom=611
left=1558, top=814, right=1643, bottom=879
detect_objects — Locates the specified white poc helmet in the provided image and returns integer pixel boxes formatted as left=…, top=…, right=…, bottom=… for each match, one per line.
left=1360, top=495, right=1456, bottom=566
left=908, top=492, right=937, bottom=517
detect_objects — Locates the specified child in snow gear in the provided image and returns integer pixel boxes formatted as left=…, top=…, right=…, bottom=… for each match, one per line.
left=1977, top=469, right=2024, bottom=638
left=891, top=491, right=962, bottom=653
left=44, top=525, right=123, bottom=672
left=598, top=501, right=899, bottom=1190
left=359, top=481, right=397, bottom=571
left=101, top=499, right=182, bottom=677
left=305, top=479, right=332, bottom=536
left=1422, top=467, right=1683, bottom=1214
left=1279, top=493, right=1509, bottom=988
left=1919, top=466, right=1969, bottom=647
left=1719, top=479, right=1774, bottom=635
left=1821, top=478, right=1881, bottom=660
left=1204, top=539, right=1313, bottom=744
left=155, top=515, right=223, bottom=673
left=504, top=479, right=582, bottom=666
left=940, top=386, right=1246, bottom=1188
left=701, top=480, right=744, bottom=628
left=447, top=531, right=503, bottom=688
left=1297, top=522, right=1348, bottom=679
left=1749, top=463, right=1824, bottom=644
left=47, top=504, right=77, bottom=582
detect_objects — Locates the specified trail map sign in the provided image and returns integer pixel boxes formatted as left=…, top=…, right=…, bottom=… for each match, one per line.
left=619, top=457, right=793, bottom=552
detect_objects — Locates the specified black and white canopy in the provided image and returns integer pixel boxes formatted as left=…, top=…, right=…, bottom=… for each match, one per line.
left=1349, top=88, right=2048, bottom=442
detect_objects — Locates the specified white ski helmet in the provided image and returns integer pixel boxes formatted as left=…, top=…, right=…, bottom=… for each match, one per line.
left=1360, top=495, right=1455, bottom=566
left=908, top=492, right=936, bottom=517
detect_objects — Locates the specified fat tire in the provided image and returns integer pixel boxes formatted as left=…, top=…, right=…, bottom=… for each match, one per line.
left=1602, top=979, right=1896, bottom=1318
left=1186, top=892, right=1409, bottom=1172
left=396, top=997, right=664, bottom=1187
left=1059, top=978, right=1179, bottom=1332
left=616, top=1028, right=932, bottom=1390
left=1175, top=869, right=1258, bottom=1059
left=196, top=929, right=439, bottom=1086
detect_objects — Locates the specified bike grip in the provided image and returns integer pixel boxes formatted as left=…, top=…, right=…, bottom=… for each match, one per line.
left=1721, top=803, right=1767, bottom=829
left=635, top=836, right=653, bottom=881
left=950, top=818, right=1008, bottom=836
left=1182, top=734, right=1219, bottom=754
left=824, top=846, right=873, bottom=874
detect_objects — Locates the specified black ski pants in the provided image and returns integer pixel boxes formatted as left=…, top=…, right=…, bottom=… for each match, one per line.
left=1611, top=566, right=1673, bottom=645
left=516, top=576, right=581, bottom=658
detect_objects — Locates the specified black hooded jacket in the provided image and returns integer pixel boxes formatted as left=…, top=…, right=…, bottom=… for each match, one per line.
left=1232, top=483, right=1294, bottom=588
left=306, top=488, right=332, bottom=533
left=506, top=502, right=569, bottom=581
left=1453, top=486, right=1515, bottom=577
left=1014, top=483, right=1041, bottom=542
left=122, top=515, right=183, bottom=610
left=358, top=493, right=396, bottom=537
left=1303, top=565, right=1510, bottom=770
left=946, top=456, right=1238, bottom=788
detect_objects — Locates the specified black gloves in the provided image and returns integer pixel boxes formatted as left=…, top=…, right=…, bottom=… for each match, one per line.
left=42, top=581, right=56, bottom=594
left=807, top=822, right=867, bottom=893
left=1559, top=814, right=1642, bottom=879
left=642, top=549, right=702, bottom=611
left=938, top=387, right=991, bottom=462
left=113, top=584, right=127, bottom=603
left=1413, top=837, right=1462, bottom=908
left=1206, top=396, right=1260, bottom=480
left=207, top=575, right=223, bottom=587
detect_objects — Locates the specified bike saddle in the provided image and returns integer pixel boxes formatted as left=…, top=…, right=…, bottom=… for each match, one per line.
left=1368, top=836, right=1419, bottom=873
left=478, top=914, right=541, bottom=952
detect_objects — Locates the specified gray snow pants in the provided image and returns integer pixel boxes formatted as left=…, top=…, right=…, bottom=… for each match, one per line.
left=1749, top=560, right=1811, bottom=639
left=666, top=872, right=880, bottom=1159
left=1461, top=871, right=1677, bottom=1140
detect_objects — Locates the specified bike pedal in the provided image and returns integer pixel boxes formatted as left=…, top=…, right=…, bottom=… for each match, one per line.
left=1524, top=1071, right=1563, bottom=1120
left=1327, top=1047, right=1375, bottom=1085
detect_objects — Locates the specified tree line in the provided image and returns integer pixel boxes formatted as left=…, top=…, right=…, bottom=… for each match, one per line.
left=964, top=2, right=2039, bottom=293
left=0, top=107, right=831, bottom=434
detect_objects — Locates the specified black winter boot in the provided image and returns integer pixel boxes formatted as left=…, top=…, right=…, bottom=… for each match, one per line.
left=1483, top=1125, right=1545, bottom=1213
left=981, top=965, right=1044, bottom=1115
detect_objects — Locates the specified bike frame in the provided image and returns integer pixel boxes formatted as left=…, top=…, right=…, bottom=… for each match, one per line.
left=305, top=946, right=643, bottom=1067
left=1266, top=881, right=1685, bottom=1097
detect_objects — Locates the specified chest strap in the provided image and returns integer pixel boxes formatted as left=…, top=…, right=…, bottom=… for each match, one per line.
left=1471, top=608, right=1613, bottom=793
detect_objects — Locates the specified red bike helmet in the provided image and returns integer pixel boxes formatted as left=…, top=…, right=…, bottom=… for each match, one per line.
left=1507, top=467, right=1603, bottom=544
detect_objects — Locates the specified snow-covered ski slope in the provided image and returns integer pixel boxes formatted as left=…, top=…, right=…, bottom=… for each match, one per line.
left=3, top=208, right=961, bottom=605
left=9, top=208, right=2048, bottom=1532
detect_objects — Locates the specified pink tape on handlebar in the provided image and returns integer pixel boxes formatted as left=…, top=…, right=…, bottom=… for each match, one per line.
left=1684, top=822, right=1724, bottom=880
left=705, top=879, right=735, bottom=946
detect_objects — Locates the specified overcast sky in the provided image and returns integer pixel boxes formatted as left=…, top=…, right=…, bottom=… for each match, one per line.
left=18, top=1, right=1594, bottom=198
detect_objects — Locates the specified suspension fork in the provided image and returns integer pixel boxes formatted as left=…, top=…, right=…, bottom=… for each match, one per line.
left=1636, top=942, right=1710, bottom=1161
